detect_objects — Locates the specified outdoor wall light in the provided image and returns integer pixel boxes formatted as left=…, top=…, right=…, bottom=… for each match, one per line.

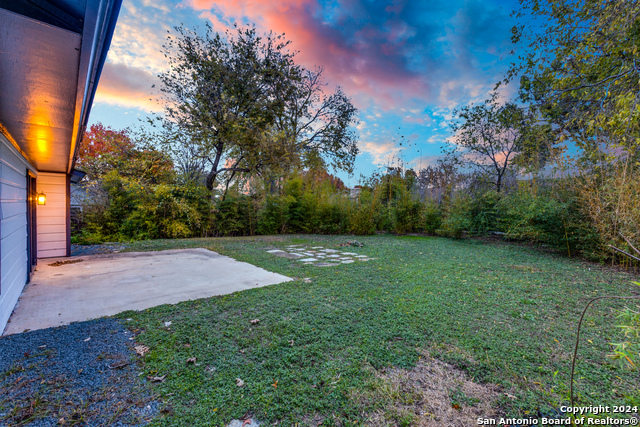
left=37, top=192, right=46, bottom=205
left=69, top=169, right=86, bottom=184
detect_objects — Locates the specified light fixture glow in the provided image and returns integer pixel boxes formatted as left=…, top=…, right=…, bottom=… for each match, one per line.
left=37, top=192, right=46, bottom=205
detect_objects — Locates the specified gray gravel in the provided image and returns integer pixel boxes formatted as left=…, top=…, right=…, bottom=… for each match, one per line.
left=0, top=318, right=159, bottom=426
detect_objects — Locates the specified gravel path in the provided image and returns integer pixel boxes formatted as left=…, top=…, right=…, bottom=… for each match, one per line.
left=0, top=319, right=159, bottom=426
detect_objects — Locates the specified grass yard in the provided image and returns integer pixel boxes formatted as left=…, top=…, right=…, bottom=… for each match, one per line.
left=118, top=235, right=640, bottom=426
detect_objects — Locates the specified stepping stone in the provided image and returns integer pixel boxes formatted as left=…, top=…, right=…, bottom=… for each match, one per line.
left=323, top=249, right=339, bottom=253
left=287, top=245, right=303, bottom=248
left=311, top=247, right=324, bottom=249
left=340, top=252, right=358, bottom=255
left=355, top=255, right=368, bottom=258
left=327, top=254, right=340, bottom=258
left=338, top=257, right=352, bottom=260
left=315, top=262, right=340, bottom=267
left=267, top=249, right=285, bottom=253
left=274, top=252, right=303, bottom=259
left=297, top=258, right=318, bottom=262
left=226, top=419, right=260, bottom=427
left=341, top=260, right=354, bottom=264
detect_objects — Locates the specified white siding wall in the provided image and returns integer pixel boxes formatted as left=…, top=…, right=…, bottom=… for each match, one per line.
left=37, top=172, right=68, bottom=258
left=0, top=133, right=31, bottom=333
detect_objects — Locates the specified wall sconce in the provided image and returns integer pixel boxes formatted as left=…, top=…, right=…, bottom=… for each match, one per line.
left=69, top=169, right=86, bottom=184
left=37, top=192, right=46, bottom=205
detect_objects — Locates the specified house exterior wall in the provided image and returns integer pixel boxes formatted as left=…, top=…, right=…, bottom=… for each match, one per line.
left=36, top=172, right=69, bottom=258
left=0, top=132, right=32, bottom=333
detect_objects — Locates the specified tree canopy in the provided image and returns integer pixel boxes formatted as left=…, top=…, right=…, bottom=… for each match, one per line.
left=158, top=25, right=359, bottom=198
left=506, top=0, right=640, bottom=161
left=450, top=99, right=535, bottom=192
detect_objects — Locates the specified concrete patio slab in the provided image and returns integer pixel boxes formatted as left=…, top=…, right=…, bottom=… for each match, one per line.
left=3, top=248, right=292, bottom=336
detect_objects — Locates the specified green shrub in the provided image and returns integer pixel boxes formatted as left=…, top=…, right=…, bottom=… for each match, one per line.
left=439, top=193, right=472, bottom=239
left=393, top=193, right=423, bottom=234
left=422, top=199, right=442, bottom=235
left=78, top=172, right=212, bottom=242
left=348, top=188, right=379, bottom=235
left=258, top=194, right=289, bottom=235
left=498, top=186, right=600, bottom=258
left=468, top=190, right=501, bottom=234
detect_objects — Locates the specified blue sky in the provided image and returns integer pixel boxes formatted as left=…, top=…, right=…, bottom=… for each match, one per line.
left=90, top=0, right=522, bottom=185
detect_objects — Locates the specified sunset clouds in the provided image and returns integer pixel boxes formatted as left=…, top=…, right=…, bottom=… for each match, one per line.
left=95, top=63, right=162, bottom=112
left=91, top=0, right=519, bottom=179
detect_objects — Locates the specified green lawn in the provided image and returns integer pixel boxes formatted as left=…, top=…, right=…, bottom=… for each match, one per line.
left=118, top=235, right=640, bottom=426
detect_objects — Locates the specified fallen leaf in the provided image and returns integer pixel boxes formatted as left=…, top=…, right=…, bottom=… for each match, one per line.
left=84, top=337, right=91, bottom=342
left=135, top=345, right=150, bottom=356
left=164, top=321, right=172, bottom=327
left=183, top=344, right=191, bottom=348
left=108, top=361, right=129, bottom=369
left=186, top=357, right=197, bottom=364
left=148, top=375, right=166, bottom=383
left=236, top=378, right=245, bottom=387
left=288, top=340, right=294, bottom=346
left=504, top=393, right=517, bottom=400
left=242, top=419, right=252, bottom=427
left=272, top=380, right=278, bottom=388
left=250, top=319, right=260, bottom=324
left=58, top=418, right=66, bottom=425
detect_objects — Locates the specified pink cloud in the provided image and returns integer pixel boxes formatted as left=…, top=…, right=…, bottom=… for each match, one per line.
left=185, top=0, right=429, bottom=109
left=95, top=62, right=163, bottom=112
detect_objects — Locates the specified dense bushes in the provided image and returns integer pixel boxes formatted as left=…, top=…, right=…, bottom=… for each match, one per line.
left=77, top=172, right=212, bottom=242
left=74, top=155, right=637, bottom=267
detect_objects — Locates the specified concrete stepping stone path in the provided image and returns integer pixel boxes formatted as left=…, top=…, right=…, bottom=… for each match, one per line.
left=264, top=244, right=372, bottom=267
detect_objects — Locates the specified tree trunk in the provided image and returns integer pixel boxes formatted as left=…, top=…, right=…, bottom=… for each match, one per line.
left=206, top=143, right=225, bottom=203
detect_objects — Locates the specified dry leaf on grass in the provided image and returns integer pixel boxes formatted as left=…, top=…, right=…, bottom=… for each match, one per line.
left=148, top=374, right=166, bottom=383
left=135, top=345, right=150, bottom=356
left=186, top=357, right=197, bottom=364
left=236, top=378, right=245, bottom=387
left=108, top=361, right=129, bottom=369
left=250, top=319, right=260, bottom=324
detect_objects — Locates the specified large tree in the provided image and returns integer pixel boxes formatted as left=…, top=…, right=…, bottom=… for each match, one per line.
left=158, top=25, right=358, bottom=199
left=450, top=99, right=538, bottom=192
left=505, top=0, right=640, bottom=159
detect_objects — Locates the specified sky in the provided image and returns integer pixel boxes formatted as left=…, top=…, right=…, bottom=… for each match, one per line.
left=90, top=0, right=522, bottom=185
